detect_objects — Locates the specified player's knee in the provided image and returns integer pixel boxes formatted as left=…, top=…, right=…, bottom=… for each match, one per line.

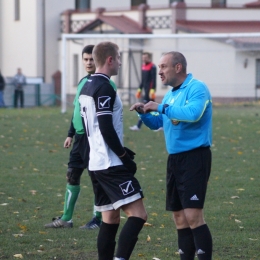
left=66, top=167, right=83, bottom=185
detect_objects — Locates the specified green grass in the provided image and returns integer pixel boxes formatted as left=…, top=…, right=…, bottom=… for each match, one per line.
left=0, top=104, right=260, bottom=259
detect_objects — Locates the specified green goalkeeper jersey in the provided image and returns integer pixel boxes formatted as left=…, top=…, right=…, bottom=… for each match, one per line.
left=72, top=76, right=117, bottom=134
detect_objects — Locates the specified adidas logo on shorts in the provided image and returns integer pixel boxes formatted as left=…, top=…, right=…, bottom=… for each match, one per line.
left=197, top=249, right=205, bottom=254
left=190, top=194, right=199, bottom=200
left=178, top=249, right=184, bottom=254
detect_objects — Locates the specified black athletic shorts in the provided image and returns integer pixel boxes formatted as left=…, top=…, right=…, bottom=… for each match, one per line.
left=68, top=133, right=89, bottom=169
left=89, top=165, right=144, bottom=211
left=166, top=147, right=211, bottom=211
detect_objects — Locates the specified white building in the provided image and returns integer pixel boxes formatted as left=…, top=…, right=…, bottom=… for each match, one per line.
left=1, top=0, right=260, bottom=105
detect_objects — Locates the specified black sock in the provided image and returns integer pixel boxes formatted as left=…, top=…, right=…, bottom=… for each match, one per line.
left=177, top=227, right=196, bottom=260
left=192, top=224, right=212, bottom=260
left=97, top=222, right=119, bottom=260
left=115, top=216, right=145, bottom=260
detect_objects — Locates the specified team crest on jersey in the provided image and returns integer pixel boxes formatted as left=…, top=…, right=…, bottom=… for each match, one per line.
left=171, top=120, right=180, bottom=125
left=98, top=96, right=111, bottom=109
left=119, top=181, right=134, bottom=195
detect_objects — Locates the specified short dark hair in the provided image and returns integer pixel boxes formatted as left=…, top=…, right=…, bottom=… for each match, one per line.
left=163, top=51, right=187, bottom=73
left=82, top=45, right=94, bottom=57
left=143, top=52, right=152, bottom=59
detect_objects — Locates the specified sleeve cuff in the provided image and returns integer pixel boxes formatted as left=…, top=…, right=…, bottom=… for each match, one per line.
left=157, top=104, right=164, bottom=114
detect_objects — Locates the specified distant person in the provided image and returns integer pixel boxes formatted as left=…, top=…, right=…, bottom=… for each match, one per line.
left=130, top=51, right=213, bottom=259
left=13, top=68, right=26, bottom=108
left=129, top=52, right=157, bottom=131
left=0, top=70, right=6, bottom=108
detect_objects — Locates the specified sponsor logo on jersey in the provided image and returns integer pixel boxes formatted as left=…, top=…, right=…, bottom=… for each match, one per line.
left=98, top=96, right=111, bottom=109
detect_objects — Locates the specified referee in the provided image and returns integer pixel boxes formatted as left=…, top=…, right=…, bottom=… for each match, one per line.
left=130, top=51, right=213, bottom=260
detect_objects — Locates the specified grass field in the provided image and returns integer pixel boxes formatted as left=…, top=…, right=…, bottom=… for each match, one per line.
left=0, top=104, right=260, bottom=260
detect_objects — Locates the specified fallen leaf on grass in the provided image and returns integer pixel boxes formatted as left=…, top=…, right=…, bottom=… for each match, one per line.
left=151, top=213, right=158, bottom=216
left=39, top=245, right=44, bottom=251
left=160, top=224, right=165, bottom=228
left=29, top=190, right=37, bottom=195
left=17, top=224, right=28, bottom=232
left=39, top=231, right=48, bottom=234
left=147, top=235, right=151, bottom=242
left=45, top=239, right=53, bottom=242
left=13, top=254, right=23, bottom=258
left=13, top=211, right=19, bottom=214
left=13, top=234, right=24, bottom=238
left=33, top=168, right=39, bottom=172
left=235, top=219, right=242, bottom=223
left=144, top=222, right=153, bottom=227
left=231, top=196, right=239, bottom=199
left=153, top=258, right=161, bottom=260
left=0, top=203, right=8, bottom=206
left=138, top=254, right=145, bottom=257
left=236, top=188, right=245, bottom=191
left=249, top=238, right=258, bottom=241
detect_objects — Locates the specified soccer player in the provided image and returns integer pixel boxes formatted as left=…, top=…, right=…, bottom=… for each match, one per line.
left=130, top=51, right=213, bottom=260
left=129, top=52, right=156, bottom=131
left=79, top=41, right=147, bottom=260
left=44, top=45, right=117, bottom=229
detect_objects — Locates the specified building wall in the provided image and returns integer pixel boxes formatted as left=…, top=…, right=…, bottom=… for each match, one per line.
left=91, top=0, right=130, bottom=11
left=147, top=0, right=169, bottom=7
left=227, top=0, right=250, bottom=7
left=181, top=0, right=249, bottom=7
left=0, top=0, right=74, bottom=82
left=44, top=0, right=74, bottom=83
left=185, top=8, right=260, bottom=21
left=1, top=0, right=39, bottom=77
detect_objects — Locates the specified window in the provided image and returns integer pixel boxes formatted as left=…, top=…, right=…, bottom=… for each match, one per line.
left=212, top=0, right=226, bottom=7
left=14, top=0, right=20, bottom=21
left=73, top=54, right=79, bottom=87
left=169, top=0, right=184, bottom=4
left=256, top=59, right=260, bottom=89
left=131, top=0, right=146, bottom=8
left=75, top=0, right=90, bottom=9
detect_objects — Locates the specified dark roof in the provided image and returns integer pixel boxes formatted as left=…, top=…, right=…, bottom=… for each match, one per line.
left=77, top=15, right=152, bottom=34
left=244, top=1, right=260, bottom=7
left=176, top=21, right=260, bottom=33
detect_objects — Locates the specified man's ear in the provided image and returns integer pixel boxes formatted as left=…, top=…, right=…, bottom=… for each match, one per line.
left=175, top=63, right=182, bottom=73
left=107, top=56, right=113, bottom=64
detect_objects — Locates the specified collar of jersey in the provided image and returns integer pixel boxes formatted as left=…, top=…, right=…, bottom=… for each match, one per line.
left=92, top=73, right=110, bottom=81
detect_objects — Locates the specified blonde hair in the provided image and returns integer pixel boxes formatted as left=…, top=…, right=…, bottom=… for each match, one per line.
left=93, top=42, right=119, bottom=67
